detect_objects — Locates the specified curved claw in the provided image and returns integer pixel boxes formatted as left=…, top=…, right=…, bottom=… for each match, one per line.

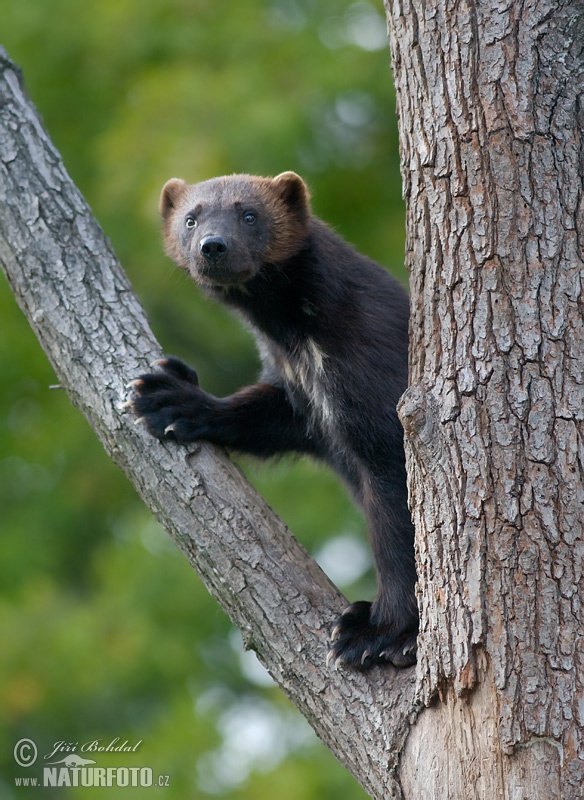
left=326, top=649, right=344, bottom=671
left=360, top=649, right=372, bottom=667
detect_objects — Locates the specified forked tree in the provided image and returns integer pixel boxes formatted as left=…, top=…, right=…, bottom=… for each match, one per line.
left=1, top=2, right=582, bottom=797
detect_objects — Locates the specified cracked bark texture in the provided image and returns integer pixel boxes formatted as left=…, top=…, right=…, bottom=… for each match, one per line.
left=385, top=0, right=584, bottom=797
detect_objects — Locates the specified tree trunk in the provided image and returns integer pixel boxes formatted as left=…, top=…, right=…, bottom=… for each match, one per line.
left=385, top=0, right=584, bottom=797
left=1, top=0, right=583, bottom=789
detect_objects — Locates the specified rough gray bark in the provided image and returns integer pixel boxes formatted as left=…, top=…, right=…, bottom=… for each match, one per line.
left=0, top=49, right=417, bottom=800
left=385, top=0, right=584, bottom=797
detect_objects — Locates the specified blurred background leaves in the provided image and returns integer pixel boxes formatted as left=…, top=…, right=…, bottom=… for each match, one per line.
left=0, top=1, right=405, bottom=797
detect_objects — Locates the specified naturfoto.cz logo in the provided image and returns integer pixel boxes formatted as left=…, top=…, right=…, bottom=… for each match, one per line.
left=13, top=737, right=170, bottom=789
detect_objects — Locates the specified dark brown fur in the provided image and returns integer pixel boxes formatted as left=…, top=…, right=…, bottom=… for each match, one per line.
left=131, top=172, right=418, bottom=669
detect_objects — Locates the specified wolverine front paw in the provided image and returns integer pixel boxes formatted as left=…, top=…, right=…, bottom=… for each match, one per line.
left=327, top=601, right=418, bottom=670
left=128, top=356, right=211, bottom=443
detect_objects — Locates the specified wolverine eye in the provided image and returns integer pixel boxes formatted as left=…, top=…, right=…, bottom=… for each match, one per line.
left=185, top=215, right=197, bottom=229
left=243, top=212, right=256, bottom=226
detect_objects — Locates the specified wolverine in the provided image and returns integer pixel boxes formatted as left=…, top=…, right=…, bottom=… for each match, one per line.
left=130, top=171, right=417, bottom=669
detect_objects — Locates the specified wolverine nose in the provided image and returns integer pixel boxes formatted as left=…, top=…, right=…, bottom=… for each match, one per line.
left=200, top=235, right=228, bottom=262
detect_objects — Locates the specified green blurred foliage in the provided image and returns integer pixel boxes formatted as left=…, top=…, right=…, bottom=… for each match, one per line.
left=0, top=0, right=405, bottom=797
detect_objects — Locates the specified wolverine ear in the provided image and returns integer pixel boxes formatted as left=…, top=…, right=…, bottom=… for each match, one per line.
left=159, top=178, right=187, bottom=220
left=272, top=171, right=311, bottom=215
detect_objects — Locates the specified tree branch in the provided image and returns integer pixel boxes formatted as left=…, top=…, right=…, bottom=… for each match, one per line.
left=0, top=49, right=418, bottom=800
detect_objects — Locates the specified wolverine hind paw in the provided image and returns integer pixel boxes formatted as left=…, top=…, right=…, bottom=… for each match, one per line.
left=328, top=601, right=418, bottom=670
